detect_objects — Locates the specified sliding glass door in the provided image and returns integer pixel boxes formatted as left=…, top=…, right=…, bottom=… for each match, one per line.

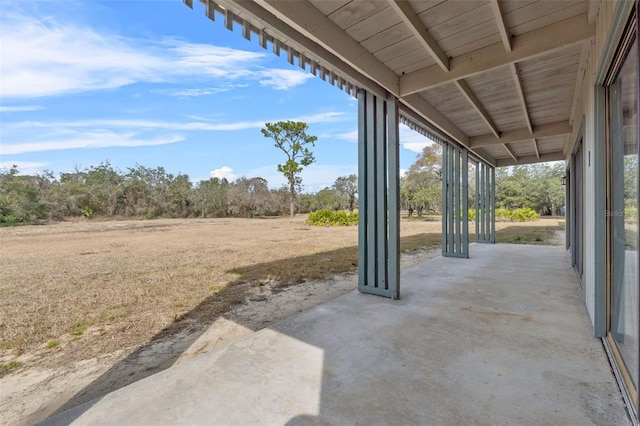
left=606, top=17, right=639, bottom=411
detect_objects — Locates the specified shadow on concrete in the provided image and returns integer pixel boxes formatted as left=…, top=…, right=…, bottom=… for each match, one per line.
left=48, top=232, right=442, bottom=422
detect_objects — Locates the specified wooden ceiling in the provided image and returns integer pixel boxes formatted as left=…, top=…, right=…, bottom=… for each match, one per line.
left=187, top=0, right=598, bottom=167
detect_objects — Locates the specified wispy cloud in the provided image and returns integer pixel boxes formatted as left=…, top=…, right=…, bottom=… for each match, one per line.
left=0, top=161, right=50, bottom=174
left=334, top=124, right=434, bottom=152
left=0, top=8, right=313, bottom=98
left=1, top=131, right=184, bottom=155
left=0, top=105, right=43, bottom=113
left=9, top=112, right=347, bottom=132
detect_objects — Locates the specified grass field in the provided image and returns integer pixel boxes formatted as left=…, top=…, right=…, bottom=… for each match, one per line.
left=0, top=216, right=564, bottom=375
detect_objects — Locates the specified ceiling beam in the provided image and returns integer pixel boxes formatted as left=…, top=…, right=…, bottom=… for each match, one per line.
left=496, top=151, right=566, bottom=167
left=503, top=143, right=518, bottom=162
left=569, top=41, right=592, bottom=127
left=469, top=121, right=571, bottom=148
left=253, top=0, right=400, bottom=95
left=509, top=63, right=533, bottom=133
left=490, top=0, right=511, bottom=52
left=587, top=0, right=600, bottom=25
left=400, top=13, right=595, bottom=95
left=454, top=80, right=501, bottom=138
left=387, top=0, right=449, bottom=71
left=533, top=139, right=540, bottom=159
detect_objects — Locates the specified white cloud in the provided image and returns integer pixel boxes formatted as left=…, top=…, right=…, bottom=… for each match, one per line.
left=336, top=129, right=358, bottom=143
left=0, top=9, right=314, bottom=98
left=210, top=166, right=237, bottom=181
left=0, top=105, right=43, bottom=113
left=8, top=112, right=347, bottom=133
left=258, top=69, right=315, bottom=90
left=403, top=142, right=429, bottom=153
left=399, top=123, right=434, bottom=153
left=1, top=131, right=183, bottom=155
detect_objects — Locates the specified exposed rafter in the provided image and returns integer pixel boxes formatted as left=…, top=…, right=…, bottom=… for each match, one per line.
left=503, top=144, right=518, bottom=162
left=569, top=41, right=592, bottom=126
left=533, top=139, right=540, bottom=159
left=387, top=0, right=449, bottom=72
left=510, top=63, right=533, bottom=133
left=454, top=80, right=500, bottom=139
left=496, top=152, right=566, bottom=167
left=490, top=0, right=511, bottom=52
left=400, top=14, right=595, bottom=95
left=587, top=0, right=601, bottom=25
left=469, top=121, right=571, bottom=148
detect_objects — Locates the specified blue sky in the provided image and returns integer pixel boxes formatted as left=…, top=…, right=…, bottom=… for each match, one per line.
left=0, top=0, right=431, bottom=191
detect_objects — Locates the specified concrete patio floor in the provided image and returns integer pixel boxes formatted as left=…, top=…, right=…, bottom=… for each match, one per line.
left=41, top=244, right=629, bottom=425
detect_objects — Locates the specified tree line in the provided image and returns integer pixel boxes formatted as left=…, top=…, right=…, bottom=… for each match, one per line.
left=0, top=162, right=358, bottom=225
left=400, top=143, right=566, bottom=217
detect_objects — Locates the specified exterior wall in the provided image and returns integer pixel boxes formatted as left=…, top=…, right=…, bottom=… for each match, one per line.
left=568, top=0, right=619, bottom=326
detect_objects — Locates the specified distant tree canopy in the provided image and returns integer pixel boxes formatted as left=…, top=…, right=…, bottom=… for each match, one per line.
left=0, top=164, right=357, bottom=226
left=400, top=143, right=567, bottom=217
left=261, top=121, right=317, bottom=217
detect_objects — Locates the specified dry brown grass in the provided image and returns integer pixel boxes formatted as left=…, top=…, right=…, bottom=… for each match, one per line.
left=0, top=216, right=563, bottom=374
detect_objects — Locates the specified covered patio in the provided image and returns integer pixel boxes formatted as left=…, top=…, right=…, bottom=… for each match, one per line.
left=42, top=243, right=628, bottom=425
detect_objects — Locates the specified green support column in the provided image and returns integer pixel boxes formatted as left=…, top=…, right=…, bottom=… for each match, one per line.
left=475, top=162, right=495, bottom=243
left=357, top=89, right=400, bottom=299
left=442, top=142, right=469, bottom=258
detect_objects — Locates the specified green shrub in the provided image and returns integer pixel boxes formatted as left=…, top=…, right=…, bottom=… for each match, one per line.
left=494, top=207, right=539, bottom=222
left=0, top=215, right=16, bottom=227
left=307, top=210, right=358, bottom=226
left=468, top=209, right=476, bottom=221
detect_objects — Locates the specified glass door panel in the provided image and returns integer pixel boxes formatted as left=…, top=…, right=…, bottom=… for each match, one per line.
left=609, top=38, right=639, bottom=395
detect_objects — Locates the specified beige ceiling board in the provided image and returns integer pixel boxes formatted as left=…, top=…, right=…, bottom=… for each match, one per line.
left=506, top=1, right=587, bottom=36
left=415, top=0, right=488, bottom=36
left=454, top=80, right=501, bottom=139
left=325, top=1, right=388, bottom=30
left=421, top=4, right=499, bottom=58
left=374, top=37, right=423, bottom=62
left=309, top=0, right=350, bottom=16
left=442, top=32, right=504, bottom=60
left=344, top=7, right=402, bottom=42
left=496, top=151, right=565, bottom=167
left=464, top=66, right=527, bottom=133
left=359, top=22, right=415, bottom=53
left=501, top=0, right=536, bottom=15
left=386, top=51, right=434, bottom=76
left=402, top=94, right=470, bottom=148
left=422, top=83, right=489, bottom=137
left=469, top=121, right=571, bottom=148
left=491, top=0, right=512, bottom=51
left=388, top=0, right=449, bottom=71
left=400, top=13, right=594, bottom=95
left=408, top=0, right=446, bottom=15
left=478, top=144, right=505, bottom=159
left=536, top=135, right=567, bottom=152
left=508, top=140, right=537, bottom=157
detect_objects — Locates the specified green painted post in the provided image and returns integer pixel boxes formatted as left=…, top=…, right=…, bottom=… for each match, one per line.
left=375, top=96, right=387, bottom=290
left=366, top=93, right=377, bottom=287
left=462, top=149, right=469, bottom=257
left=357, top=90, right=368, bottom=289
left=387, top=97, right=400, bottom=299
left=441, top=143, right=448, bottom=255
